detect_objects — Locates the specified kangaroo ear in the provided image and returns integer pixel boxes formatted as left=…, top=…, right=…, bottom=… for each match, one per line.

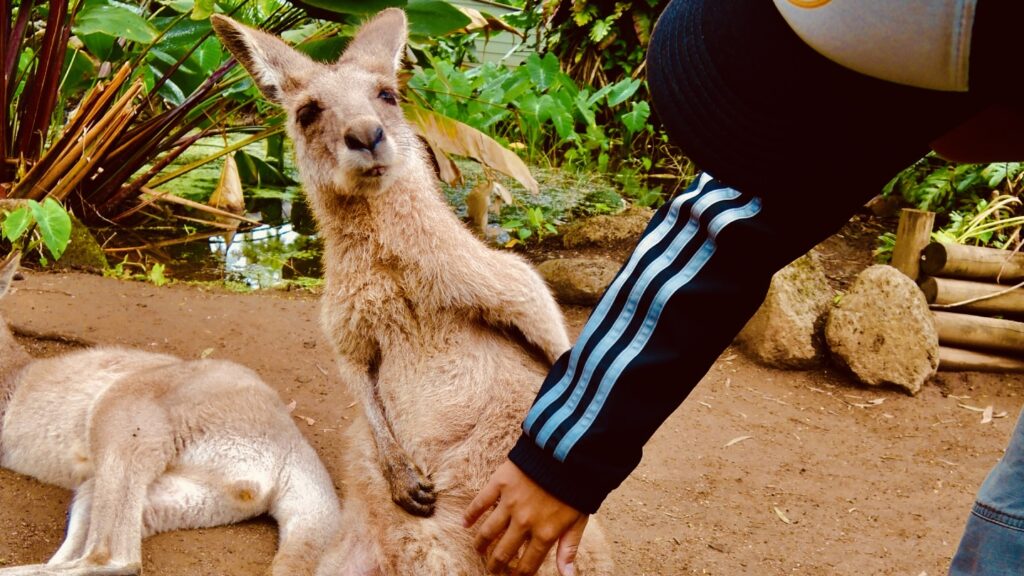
left=339, top=8, right=408, bottom=76
left=211, top=14, right=313, bottom=104
left=0, top=252, right=21, bottom=299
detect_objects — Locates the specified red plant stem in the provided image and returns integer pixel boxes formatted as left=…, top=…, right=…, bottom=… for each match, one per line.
left=14, top=0, right=69, bottom=160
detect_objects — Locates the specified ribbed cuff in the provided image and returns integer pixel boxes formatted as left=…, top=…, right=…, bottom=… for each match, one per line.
left=507, top=433, right=615, bottom=514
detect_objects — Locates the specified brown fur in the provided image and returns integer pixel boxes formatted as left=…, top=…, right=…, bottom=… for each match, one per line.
left=213, top=10, right=613, bottom=575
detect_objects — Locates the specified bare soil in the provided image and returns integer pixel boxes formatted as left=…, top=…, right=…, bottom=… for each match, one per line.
left=1, top=215, right=1020, bottom=575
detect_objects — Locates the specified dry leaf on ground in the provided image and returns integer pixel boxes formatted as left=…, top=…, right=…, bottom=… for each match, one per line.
left=724, top=435, right=752, bottom=448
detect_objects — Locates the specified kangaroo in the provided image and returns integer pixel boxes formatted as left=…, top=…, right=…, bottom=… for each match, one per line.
left=213, top=10, right=613, bottom=575
left=0, top=253, right=341, bottom=576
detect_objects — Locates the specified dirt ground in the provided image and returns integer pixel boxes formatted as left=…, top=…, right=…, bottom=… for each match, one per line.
left=1, top=216, right=1021, bottom=575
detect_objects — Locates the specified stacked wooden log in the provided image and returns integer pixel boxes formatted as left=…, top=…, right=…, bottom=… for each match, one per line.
left=918, top=242, right=1024, bottom=372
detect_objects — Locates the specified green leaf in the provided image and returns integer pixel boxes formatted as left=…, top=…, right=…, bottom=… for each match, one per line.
left=525, top=53, right=560, bottom=91
left=589, top=19, right=611, bottom=43
left=406, top=1, right=472, bottom=37
left=75, top=2, right=158, bottom=44
left=157, top=0, right=197, bottom=13
left=60, top=48, right=98, bottom=96
left=148, top=263, right=169, bottom=286
left=297, top=36, right=348, bottom=63
left=606, top=78, right=641, bottom=107
left=28, top=199, right=72, bottom=261
left=536, top=94, right=558, bottom=124
left=551, top=110, right=575, bottom=140
left=621, top=101, right=650, bottom=134
left=235, top=150, right=294, bottom=186
left=1, top=208, right=32, bottom=243
left=191, top=0, right=214, bottom=20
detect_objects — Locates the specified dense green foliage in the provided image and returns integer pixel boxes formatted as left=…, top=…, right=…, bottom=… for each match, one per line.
left=876, top=155, right=1024, bottom=261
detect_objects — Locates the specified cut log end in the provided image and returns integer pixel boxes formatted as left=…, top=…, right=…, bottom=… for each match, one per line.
left=920, top=243, right=948, bottom=277
left=919, top=276, right=938, bottom=303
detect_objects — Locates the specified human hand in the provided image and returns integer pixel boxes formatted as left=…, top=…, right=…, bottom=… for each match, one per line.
left=464, top=459, right=588, bottom=576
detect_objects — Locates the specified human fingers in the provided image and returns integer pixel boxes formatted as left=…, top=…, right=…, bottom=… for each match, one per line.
left=555, top=516, right=588, bottom=576
left=512, top=535, right=557, bottom=576
left=465, top=477, right=502, bottom=528
left=473, top=502, right=511, bottom=555
left=486, top=521, right=529, bottom=575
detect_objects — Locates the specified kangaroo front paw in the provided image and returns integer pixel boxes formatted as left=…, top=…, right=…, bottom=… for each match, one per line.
left=384, top=456, right=436, bottom=517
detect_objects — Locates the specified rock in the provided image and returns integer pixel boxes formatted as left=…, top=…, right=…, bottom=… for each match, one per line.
left=562, top=206, right=654, bottom=249
left=56, top=212, right=108, bottom=271
left=736, top=253, right=832, bottom=369
left=824, top=265, right=938, bottom=394
left=537, top=258, right=620, bottom=306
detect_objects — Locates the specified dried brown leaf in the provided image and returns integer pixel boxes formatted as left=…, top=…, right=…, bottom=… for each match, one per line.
left=403, top=104, right=539, bottom=194
left=210, top=154, right=245, bottom=215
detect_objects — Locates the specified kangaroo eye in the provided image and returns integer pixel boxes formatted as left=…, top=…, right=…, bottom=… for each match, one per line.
left=378, top=89, right=398, bottom=106
left=296, top=101, right=322, bottom=128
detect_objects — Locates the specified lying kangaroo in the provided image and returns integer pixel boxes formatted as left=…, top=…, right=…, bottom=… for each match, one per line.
left=213, top=10, right=613, bottom=575
left=0, top=253, right=341, bottom=576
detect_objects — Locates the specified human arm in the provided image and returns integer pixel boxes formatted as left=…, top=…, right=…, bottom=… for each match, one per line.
left=465, top=173, right=868, bottom=574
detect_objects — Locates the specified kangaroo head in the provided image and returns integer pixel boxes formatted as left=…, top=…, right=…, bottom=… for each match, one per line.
left=0, top=252, right=19, bottom=301
left=212, top=10, right=413, bottom=198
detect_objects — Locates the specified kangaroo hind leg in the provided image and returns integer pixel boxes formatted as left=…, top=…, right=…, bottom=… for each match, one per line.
left=76, top=394, right=175, bottom=573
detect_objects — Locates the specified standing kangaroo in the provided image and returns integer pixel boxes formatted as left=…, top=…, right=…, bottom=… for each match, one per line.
left=213, top=10, right=613, bottom=575
left=0, top=253, right=341, bottom=576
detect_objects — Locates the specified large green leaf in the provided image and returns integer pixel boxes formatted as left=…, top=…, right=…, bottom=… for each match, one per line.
left=28, top=199, right=72, bottom=261
left=1, top=208, right=32, bottom=244
left=235, top=150, right=294, bottom=187
left=298, top=37, right=349, bottom=63
left=406, top=1, right=471, bottom=37
left=288, top=0, right=469, bottom=36
left=606, top=78, right=641, bottom=107
left=75, top=2, right=158, bottom=44
left=525, top=53, right=560, bottom=91
left=620, top=101, right=650, bottom=134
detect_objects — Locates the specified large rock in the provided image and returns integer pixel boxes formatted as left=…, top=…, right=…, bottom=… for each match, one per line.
left=562, top=206, right=654, bottom=249
left=736, top=253, right=832, bottom=369
left=537, top=258, right=620, bottom=305
left=825, top=265, right=938, bottom=394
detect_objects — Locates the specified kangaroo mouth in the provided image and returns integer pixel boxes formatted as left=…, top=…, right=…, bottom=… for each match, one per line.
left=364, top=166, right=387, bottom=177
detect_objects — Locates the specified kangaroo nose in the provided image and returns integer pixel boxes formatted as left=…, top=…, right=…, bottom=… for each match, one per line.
left=345, top=124, right=385, bottom=153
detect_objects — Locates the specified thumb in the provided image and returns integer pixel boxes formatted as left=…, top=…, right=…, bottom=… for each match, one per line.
left=555, top=515, right=589, bottom=576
